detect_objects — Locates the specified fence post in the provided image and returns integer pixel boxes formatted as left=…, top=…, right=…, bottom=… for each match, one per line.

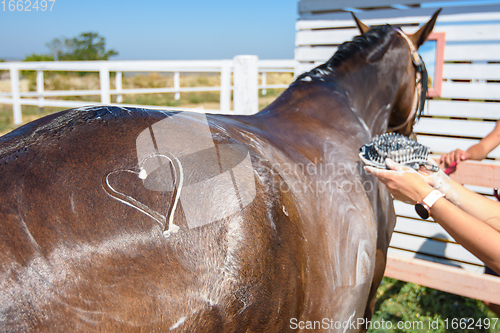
left=10, top=66, right=22, bottom=125
left=293, top=62, right=303, bottom=79
left=174, top=71, right=180, bottom=100
left=116, top=71, right=123, bottom=103
left=36, top=69, right=44, bottom=110
left=99, top=64, right=111, bottom=104
left=261, top=72, right=267, bottom=96
left=220, top=62, right=231, bottom=113
left=233, top=55, right=258, bottom=115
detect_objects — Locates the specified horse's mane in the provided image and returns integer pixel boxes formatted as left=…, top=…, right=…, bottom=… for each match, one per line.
left=297, top=25, right=396, bottom=80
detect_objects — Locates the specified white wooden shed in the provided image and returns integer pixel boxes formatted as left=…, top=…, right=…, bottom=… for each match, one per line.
left=295, top=0, right=500, bottom=301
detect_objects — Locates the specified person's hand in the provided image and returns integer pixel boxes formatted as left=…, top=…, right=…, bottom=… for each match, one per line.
left=417, top=157, right=443, bottom=187
left=440, top=149, right=471, bottom=168
left=364, top=159, right=434, bottom=205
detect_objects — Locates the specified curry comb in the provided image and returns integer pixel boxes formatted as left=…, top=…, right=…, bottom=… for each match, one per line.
left=359, top=133, right=439, bottom=172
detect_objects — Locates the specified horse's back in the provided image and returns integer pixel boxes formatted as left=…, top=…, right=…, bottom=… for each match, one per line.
left=0, top=107, right=305, bottom=332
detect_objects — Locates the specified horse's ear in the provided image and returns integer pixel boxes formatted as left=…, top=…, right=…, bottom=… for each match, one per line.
left=409, top=8, right=442, bottom=48
left=351, top=12, right=370, bottom=34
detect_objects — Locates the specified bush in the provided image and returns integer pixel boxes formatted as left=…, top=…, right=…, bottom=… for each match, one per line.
left=47, top=32, right=118, bottom=61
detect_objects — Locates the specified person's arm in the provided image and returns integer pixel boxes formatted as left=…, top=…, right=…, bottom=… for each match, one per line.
left=431, top=196, right=500, bottom=275
left=420, top=166, right=500, bottom=232
left=441, top=119, right=500, bottom=167
left=365, top=159, right=500, bottom=274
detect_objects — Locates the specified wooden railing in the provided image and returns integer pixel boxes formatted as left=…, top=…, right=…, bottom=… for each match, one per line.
left=0, top=57, right=299, bottom=124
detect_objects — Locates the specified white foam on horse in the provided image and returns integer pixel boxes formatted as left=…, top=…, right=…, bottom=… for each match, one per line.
left=138, top=168, right=147, bottom=180
left=282, top=205, right=288, bottom=216
left=169, top=316, right=186, bottom=330
left=356, top=240, right=371, bottom=286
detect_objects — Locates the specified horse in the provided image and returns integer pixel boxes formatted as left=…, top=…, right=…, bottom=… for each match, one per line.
left=0, top=11, right=439, bottom=332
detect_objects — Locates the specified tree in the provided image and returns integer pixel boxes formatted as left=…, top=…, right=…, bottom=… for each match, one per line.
left=47, top=32, right=118, bottom=61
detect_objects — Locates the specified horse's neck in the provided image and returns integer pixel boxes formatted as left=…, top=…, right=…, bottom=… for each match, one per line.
left=251, top=60, right=401, bottom=150
left=271, top=66, right=395, bottom=137
left=334, top=64, right=396, bottom=137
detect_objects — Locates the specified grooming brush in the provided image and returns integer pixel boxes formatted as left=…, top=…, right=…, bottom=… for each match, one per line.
left=359, top=133, right=439, bottom=172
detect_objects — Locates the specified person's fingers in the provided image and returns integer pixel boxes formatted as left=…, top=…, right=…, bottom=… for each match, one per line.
left=385, top=158, right=407, bottom=172
left=459, top=150, right=469, bottom=161
left=444, top=152, right=455, bottom=166
left=418, top=166, right=434, bottom=178
left=444, top=151, right=454, bottom=167
left=386, top=158, right=416, bottom=173
left=364, top=166, right=380, bottom=176
left=364, top=165, right=374, bottom=173
left=441, top=152, right=454, bottom=164
left=364, top=166, right=390, bottom=181
left=427, top=156, right=439, bottom=167
left=454, top=150, right=463, bottom=164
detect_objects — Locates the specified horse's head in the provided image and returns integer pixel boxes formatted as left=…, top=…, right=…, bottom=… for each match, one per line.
left=352, top=9, right=441, bottom=139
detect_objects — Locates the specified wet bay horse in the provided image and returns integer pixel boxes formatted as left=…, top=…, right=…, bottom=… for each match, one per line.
left=0, top=12, right=439, bottom=332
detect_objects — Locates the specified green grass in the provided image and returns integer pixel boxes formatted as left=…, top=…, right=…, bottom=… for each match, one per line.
left=0, top=105, right=14, bottom=134
left=370, top=277, right=499, bottom=333
left=0, top=104, right=68, bottom=135
left=118, top=93, right=181, bottom=107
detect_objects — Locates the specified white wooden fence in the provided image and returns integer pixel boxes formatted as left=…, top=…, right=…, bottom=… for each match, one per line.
left=297, top=0, right=500, bottom=302
left=0, top=56, right=298, bottom=124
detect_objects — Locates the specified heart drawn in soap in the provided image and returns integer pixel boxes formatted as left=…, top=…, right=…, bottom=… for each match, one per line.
left=102, top=152, right=183, bottom=237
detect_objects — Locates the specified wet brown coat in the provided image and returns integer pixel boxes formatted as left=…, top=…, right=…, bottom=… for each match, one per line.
left=0, top=13, right=439, bottom=332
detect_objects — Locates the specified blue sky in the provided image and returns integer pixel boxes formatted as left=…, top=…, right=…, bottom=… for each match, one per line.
left=1, top=0, right=497, bottom=61
left=0, top=0, right=297, bottom=60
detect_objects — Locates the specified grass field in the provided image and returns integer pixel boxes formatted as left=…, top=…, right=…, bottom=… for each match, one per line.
left=370, top=277, right=499, bottom=332
left=0, top=73, right=499, bottom=331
